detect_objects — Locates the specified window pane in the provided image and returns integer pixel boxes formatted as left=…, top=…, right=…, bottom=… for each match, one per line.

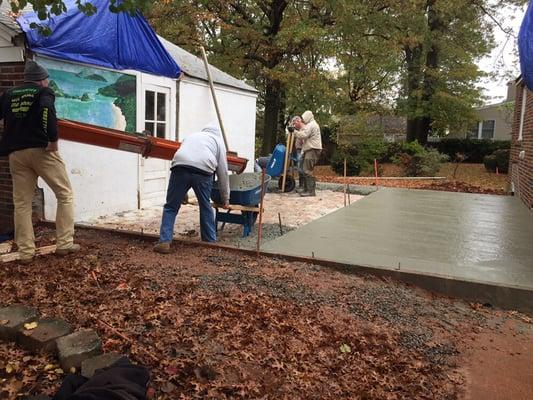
left=157, top=92, right=166, bottom=121
left=481, top=120, right=495, bottom=139
left=468, top=123, right=479, bottom=139
left=144, top=122, right=154, bottom=136
left=156, top=123, right=166, bottom=138
left=145, top=91, right=155, bottom=120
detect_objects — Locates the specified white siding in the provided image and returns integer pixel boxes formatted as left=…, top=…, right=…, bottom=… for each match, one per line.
left=41, top=142, right=138, bottom=221
left=178, top=77, right=257, bottom=171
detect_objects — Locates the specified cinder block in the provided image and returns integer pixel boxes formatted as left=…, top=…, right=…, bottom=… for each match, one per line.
left=81, top=352, right=124, bottom=378
left=0, top=305, right=39, bottom=342
left=56, top=329, right=102, bottom=371
left=17, top=318, right=71, bottom=353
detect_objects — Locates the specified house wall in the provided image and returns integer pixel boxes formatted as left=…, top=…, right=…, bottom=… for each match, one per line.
left=0, top=61, right=25, bottom=234
left=448, top=103, right=513, bottom=140
left=510, top=82, right=533, bottom=209
left=178, top=77, right=257, bottom=171
left=34, top=56, right=141, bottom=221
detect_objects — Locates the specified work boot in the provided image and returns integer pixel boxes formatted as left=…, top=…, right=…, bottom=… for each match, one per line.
left=296, top=175, right=306, bottom=193
left=56, top=243, right=81, bottom=256
left=300, top=177, right=316, bottom=197
left=153, top=242, right=171, bottom=254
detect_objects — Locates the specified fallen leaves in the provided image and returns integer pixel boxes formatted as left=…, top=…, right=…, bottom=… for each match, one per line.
left=1, top=228, right=524, bottom=399
left=23, top=322, right=38, bottom=330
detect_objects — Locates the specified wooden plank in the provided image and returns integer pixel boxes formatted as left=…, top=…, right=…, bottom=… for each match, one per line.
left=0, top=245, right=57, bottom=263
left=212, top=203, right=260, bottom=212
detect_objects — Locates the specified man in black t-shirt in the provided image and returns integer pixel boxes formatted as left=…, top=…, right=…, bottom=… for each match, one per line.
left=0, top=61, right=80, bottom=264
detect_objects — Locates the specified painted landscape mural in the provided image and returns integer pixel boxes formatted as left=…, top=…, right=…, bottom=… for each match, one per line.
left=37, top=57, right=136, bottom=132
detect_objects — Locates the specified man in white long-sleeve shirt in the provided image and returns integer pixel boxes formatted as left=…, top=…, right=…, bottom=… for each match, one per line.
left=154, top=122, right=230, bottom=253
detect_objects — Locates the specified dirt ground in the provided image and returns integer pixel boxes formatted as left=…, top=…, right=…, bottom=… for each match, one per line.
left=1, top=229, right=532, bottom=399
left=83, top=190, right=359, bottom=249
left=315, top=163, right=509, bottom=195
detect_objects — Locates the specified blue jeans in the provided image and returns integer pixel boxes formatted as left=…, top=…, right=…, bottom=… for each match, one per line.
left=159, top=166, right=216, bottom=243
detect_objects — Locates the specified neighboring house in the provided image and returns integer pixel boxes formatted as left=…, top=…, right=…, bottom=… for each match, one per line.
left=0, top=0, right=257, bottom=234
left=511, top=79, right=533, bottom=209
left=449, top=82, right=515, bottom=141
left=336, top=114, right=406, bottom=144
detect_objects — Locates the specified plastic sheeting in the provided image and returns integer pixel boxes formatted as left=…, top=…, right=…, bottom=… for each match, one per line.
left=519, top=1, right=533, bottom=90
left=17, top=0, right=181, bottom=79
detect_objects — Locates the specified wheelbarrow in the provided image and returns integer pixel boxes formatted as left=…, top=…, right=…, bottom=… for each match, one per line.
left=263, top=143, right=299, bottom=192
left=211, top=172, right=271, bottom=237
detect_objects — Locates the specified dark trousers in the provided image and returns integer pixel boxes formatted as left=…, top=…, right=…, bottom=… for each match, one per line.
left=159, top=166, right=216, bottom=243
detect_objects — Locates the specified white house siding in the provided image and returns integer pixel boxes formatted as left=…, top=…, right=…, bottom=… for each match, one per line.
left=178, top=77, right=257, bottom=172
left=41, top=142, right=139, bottom=221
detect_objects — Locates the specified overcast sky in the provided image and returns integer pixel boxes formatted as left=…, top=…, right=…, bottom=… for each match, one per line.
left=478, top=4, right=527, bottom=103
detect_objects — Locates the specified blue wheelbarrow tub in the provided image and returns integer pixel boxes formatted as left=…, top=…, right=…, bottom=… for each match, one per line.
left=212, top=172, right=271, bottom=206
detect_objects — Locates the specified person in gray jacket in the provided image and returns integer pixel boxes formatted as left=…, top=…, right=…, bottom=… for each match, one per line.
left=154, top=122, right=230, bottom=253
left=293, top=110, right=322, bottom=196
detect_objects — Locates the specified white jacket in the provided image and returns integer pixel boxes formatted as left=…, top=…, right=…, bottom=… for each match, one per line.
left=294, top=111, right=322, bottom=153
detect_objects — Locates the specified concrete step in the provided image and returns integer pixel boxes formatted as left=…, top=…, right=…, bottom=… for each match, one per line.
left=17, top=318, right=72, bottom=353
left=81, top=352, right=123, bottom=378
left=0, top=305, right=40, bottom=342
left=56, top=328, right=102, bottom=371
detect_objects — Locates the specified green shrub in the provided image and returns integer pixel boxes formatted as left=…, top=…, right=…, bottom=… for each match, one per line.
left=393, top=142, right=448, bottom=176
left=331, top=136, right=388, bottom=176
left=483, top=155, right=497, bottom=172
left=331, top=145, right=362, bottom=176
left=493, top=149, right=510, bottom=173
left=428, top=139, right=510, bottom=163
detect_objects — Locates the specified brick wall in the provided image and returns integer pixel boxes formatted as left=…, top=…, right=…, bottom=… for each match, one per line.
left=0, top=62, right=25, bottom=234
left=510, top=81, right=533, bottom=209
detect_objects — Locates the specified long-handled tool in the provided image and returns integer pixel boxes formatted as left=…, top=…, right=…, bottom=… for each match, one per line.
left=200, top=46, right=231, bottom=152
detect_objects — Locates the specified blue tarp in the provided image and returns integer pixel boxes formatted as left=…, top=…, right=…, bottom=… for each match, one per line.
left=17, top=0, right=181, bottom=79
left=519, top=1, right=533, bottom=90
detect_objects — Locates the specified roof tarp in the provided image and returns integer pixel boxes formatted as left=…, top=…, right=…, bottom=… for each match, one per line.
left=519, top=1, right=533, bottom=90
left=17, top=0, right=181, bottom=79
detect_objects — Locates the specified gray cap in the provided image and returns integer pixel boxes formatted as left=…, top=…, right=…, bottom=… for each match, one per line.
left=24, top=61, right=49, bottom=82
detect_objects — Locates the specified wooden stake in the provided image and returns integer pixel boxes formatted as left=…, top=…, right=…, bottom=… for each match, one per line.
left=343, top=158, right=347, bottom=207
left=280, top=132, right=292, bottom=192
left=348, top=183, right=351, bottom=205
left=256, top=169, right=267, bottom=255
left=278, top=212, right=283, bottom=235
left=97, top=319, right=159, bottom=362
left=374, top=159, right=379, bottom=187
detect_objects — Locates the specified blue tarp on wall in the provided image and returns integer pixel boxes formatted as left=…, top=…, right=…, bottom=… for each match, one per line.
left=519, top=1, right=533, bottom=90
left=17, top=0, right=181, bottom=79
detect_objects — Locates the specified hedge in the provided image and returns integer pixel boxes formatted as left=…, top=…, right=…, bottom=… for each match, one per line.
left=428, top=138, right=510, bottom=163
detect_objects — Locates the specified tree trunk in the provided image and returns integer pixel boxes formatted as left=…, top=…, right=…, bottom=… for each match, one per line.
left=261, top=79, right=283, bottom=155
left=418, top=0, right=442, bottom=145
left=404, top=45, right=423, bottom=143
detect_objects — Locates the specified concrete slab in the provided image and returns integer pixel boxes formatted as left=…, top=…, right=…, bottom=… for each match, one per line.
left=263, top=188, right=533, bottom=312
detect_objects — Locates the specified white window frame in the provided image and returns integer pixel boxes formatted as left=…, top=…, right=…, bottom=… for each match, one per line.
left=480, top=120, right=495, bottom=140
left=143, top=85, right=170, bottom=139
left=518, top=88, right=527, bottom=141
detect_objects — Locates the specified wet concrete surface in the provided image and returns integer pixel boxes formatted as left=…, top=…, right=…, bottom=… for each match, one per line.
left=263, top=188, right=533, bottom=311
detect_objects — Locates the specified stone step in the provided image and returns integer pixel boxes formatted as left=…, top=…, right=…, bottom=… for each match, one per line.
left=0, top=305, right=40, bottom=342
left=81, top=352, right=124, bottom=378
left=17, top=318, right=72, bottom=353
left=56, top=328, right=102, bottom=371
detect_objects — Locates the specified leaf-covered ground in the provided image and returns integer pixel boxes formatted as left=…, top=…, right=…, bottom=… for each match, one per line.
left=315, top=163, right=509, bottom=194
left=1, top=228, right=531, bottom=399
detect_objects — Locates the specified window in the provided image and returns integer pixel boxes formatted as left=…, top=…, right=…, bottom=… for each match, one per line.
left=144, top=90, right=167, bottom=138
left=519, top=88, right=527, bottom=141
left=481, top=120, right=495, bottom=139
left=468, top=123, right=480, bottom=139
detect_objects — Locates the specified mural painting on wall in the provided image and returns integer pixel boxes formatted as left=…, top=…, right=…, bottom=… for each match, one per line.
left=37, top=57, right=136, bottom=132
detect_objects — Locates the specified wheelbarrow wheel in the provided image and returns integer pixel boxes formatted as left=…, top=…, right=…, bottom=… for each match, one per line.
left=278, top=175, right=296, bottom=192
